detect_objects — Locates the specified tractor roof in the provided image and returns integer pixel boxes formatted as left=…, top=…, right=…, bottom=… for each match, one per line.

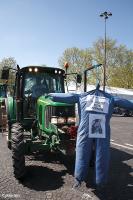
left=20, top=66, right=65, bottom=73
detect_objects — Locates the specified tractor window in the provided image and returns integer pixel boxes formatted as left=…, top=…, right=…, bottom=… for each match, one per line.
left=0, top=85, right=6, bottom=97
left=45, top=73, right=63, bottom=93
left=23, top=72, right=64, bottom=98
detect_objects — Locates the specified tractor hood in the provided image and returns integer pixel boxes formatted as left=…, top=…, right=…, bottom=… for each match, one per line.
left=37, top=96, right=76, bottom=134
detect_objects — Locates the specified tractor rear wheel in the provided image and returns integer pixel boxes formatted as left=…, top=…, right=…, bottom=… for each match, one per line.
left=11, top=123, right=26, bottom=179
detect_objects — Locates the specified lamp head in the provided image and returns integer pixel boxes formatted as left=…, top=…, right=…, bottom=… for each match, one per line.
left=100, top=13, right=104, bottom=17
left=108, top=12, right=112, bottom=16
left=100, top=11, right=112, bottom=18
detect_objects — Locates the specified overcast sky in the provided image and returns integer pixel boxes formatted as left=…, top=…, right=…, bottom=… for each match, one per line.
left=0, top=0, right=132, bottom=67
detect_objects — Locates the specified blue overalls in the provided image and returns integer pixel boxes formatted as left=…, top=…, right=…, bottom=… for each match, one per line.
left=49, top=87, right=133, bottom=185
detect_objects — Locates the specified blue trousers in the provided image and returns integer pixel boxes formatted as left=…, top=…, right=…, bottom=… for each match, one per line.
left=74, top=128, right=110, bottom=185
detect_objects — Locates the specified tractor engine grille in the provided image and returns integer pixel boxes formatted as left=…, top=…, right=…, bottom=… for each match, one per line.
left=45, top=106, right=53, bottom=128
left=44, top=105, right=75, bottom=128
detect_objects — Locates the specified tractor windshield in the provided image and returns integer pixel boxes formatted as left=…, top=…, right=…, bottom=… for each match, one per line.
left=23, top=71, right=64, bottom=98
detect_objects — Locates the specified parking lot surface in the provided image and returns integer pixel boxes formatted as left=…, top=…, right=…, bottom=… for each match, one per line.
left=0, top=116, right=133, bottom=200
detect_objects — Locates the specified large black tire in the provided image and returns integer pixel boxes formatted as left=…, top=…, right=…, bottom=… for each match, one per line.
left=11, top=123, right=26, bottom=179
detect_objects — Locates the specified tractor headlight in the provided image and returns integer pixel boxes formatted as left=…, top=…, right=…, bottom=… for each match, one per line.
left=34, top=67, right=38, bottom=72
left=51, top=117, right=58, bottom=124
left=51, top=117, right=66, bottom=124
left=58, top=117, right=66, bottom=124
left=67, top=117, right=76, bottom=123
left=29, top=68, right=32, bottom=72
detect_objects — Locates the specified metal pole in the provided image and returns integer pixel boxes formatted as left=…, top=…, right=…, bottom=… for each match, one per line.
left=100, top=11, right=112, bottom=91
left=103, top=17, right=107, bottom=91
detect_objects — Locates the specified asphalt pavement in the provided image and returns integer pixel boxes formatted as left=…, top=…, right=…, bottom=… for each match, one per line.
left=0, top=116, right=133, bottom=200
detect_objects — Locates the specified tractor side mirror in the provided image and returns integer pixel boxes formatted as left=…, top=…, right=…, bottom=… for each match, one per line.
left=1, top=69, right=9, bottom=80
left=76, top=74, right=82, bottom=84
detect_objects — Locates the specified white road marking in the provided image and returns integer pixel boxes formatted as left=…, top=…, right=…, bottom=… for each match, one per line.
left=111, top=141, right=133, bottom=151
left=111, top=139, right=114, bottom=142
left=125, top=143, right=133, bottom=147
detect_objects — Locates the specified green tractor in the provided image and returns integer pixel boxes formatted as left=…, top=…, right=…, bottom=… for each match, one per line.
left=7, top=65, right=81, bottom=179
left=0, top=83, right=8, bottom=130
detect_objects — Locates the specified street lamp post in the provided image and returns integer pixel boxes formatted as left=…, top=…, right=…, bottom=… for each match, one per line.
left=100, top=11, right=112, bottom=91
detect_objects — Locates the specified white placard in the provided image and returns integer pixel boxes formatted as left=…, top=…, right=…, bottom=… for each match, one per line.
left=89, top=113, right=106, bottom=138
left=85, top=95, right=109, bottom=113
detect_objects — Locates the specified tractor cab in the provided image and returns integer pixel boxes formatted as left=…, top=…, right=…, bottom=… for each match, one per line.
left=23, top=66, right=65, bottom=98
left=13, top=66, right=65, bottom=121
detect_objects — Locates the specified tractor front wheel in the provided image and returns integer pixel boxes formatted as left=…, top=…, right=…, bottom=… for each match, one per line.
left=11, top=123, right=26, bottom=179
